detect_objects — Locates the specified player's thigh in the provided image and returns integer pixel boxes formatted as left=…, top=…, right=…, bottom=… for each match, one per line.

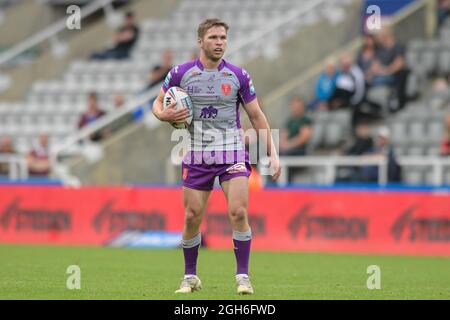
left=221, top=176, right=249, bottom=214
left=182, top=186, right=211, bottom=218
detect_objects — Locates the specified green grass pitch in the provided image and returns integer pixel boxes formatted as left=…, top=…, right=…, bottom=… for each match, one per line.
left=0, top=244, right=449, bottom=299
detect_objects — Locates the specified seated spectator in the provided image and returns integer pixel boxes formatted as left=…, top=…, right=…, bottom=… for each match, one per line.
left=78, top=92, right=107, bottom=141
left=0, top=135, right=16, bottom=175
left=438, top=0, right=450, bottom=28
left=312, top=59, right=338, bottom=110
left=27, top=133, right=51, bottom=176
left=280, top=96, right=313, bottom=156
left=440, top=113, right=450, bottom=156
left=428, top=78, right=450, bottom=110
left=113, top=93, right=125, bottom=109
left=371, top=27, right=408, bottom=111
left=90, top=11, right=140, bottom=60
left=357, top=34, right=377, bottom=84
left=328, top=54, right=365, bottom=110
left=361, top=127, right=401, bottom=183
left=108, top=93, right=135, bottom=133
left=336, top=122, right=374, bottom=182
left=344, top=121, right=374, bottom=155
left=143, top=49, right=174, bottom=91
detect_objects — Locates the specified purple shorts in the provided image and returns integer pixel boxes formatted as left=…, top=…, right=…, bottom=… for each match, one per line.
left=181, top=151, right=252, bottom=191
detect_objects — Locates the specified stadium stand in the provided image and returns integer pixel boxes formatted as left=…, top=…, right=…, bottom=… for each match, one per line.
left=0, top=0, right=355, bottom=184
left=1, top=0, right=448, bottom=188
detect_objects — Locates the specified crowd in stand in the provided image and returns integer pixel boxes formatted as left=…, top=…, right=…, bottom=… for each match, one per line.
left=281, top=19, right=450, bottom=183
left=3, top=8, right=450, bottom=184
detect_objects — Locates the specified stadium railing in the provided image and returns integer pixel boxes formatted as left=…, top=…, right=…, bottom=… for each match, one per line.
left=0, top=153, right=28, bottom=180
left=271, top=155, right=450, bottom=186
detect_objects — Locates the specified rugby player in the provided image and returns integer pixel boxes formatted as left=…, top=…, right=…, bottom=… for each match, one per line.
left=152, top=18, right=281, bottom=294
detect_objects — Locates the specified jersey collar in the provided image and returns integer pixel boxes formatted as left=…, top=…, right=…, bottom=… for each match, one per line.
left=196, top=58, right=226, bottom=71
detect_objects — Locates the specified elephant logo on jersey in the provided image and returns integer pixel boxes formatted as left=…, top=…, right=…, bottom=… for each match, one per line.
left=199, top=106, right=218, bottom=119
left=221, top=83, right=231, bottom=96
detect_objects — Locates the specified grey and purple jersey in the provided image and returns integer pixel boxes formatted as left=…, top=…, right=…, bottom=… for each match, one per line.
left=162, top=59, right=257, bottom=152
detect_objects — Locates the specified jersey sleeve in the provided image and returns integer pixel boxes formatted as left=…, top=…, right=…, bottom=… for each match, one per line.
left=238, top=68, right=257, bottom=104
left=162, top=65, right=182, bottom=92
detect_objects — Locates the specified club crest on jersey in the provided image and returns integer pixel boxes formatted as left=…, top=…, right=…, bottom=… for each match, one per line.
left=226, top=162, right=247, bottom=174
left=222, top=71, right=233, bottom=77
left=221, top=83, right=231, bottom=96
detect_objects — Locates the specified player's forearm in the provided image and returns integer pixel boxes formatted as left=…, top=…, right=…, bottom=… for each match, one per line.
left=250, top=115, right=278, bottom=158
left=152, top=99, right=164, bottom=121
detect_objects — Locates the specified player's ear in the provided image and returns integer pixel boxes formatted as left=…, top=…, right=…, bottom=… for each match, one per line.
left=197, top=37, right=202, bottom=47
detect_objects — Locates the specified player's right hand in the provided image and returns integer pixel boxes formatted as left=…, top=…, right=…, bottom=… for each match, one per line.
left=158, top=101, right=189, bottom=122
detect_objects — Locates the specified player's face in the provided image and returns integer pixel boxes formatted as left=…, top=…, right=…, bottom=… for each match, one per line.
left=199, top=26, right=227, bottom=62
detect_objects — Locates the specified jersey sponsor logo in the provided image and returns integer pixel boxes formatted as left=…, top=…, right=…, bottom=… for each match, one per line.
left=226, top=162, right=247, bottom=174
left=206, top=85, right=215, bottom=94
left=221, top=83, right=231, bottom=96
left=191, top=70, right=202, bottom=76
left=199, top=106, right=218, bottom=119
left=187, top=85, right=201, bottom=95
left=222, top=71, right=233, bottom=77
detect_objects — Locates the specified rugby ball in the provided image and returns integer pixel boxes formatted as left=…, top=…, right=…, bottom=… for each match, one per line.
left=163, top=86, right=194, bottom=129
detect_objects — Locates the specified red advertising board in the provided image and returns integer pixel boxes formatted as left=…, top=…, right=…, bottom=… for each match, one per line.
left=0, top=185, right=449, bottom=256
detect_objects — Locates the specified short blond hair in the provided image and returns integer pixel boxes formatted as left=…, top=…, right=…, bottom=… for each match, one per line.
left=197, top=18, right=229, bottom=39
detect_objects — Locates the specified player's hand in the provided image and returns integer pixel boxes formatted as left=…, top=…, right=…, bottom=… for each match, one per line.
left=270, top=155, right=281, bottom=181
left=159, top=101, right=189, bottom=122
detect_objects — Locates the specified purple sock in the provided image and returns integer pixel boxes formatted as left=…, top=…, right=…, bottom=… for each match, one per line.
left=233, top=229, right=252, bottom=275
left=182, top=233, right=201, bottom=276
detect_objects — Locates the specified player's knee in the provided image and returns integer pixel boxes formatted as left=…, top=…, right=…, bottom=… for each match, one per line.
left=230, top=206, right=247, bottom=223
left=184, top=207, right=202, bottom=225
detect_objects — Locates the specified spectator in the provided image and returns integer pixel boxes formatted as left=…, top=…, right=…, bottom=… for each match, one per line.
left=27, top=133, right=51, bottom=176
left=90, top=11, right=140, bottom=60
left=357, top=34, right=377, bottom=84
left=143, top=49, right=174, bottom=91
left=362, top=127, right=401, bottom=183
left=313, top=59, right=338, bottom=110
left=336, top=122, right=374, bottom=182
left=438, top=0, right=450, bottom=28
left=440, top=113, right=450, bottom=156
left=108, top=93, right=136, bottom=133
left=344, top=121, right=374, bottom=156
left=248, top=165, right=264, bottom=191
left=280, top=96, right=313, bottom=156
left=372, top=27, right=408, bottom=111
left=78, top=92, right=107, bottom=141
left=0, top=135, right=16, bottom=175
left=328, top=54, right=365, bottom=110
left=113, top=93, right=125, bottom=109
left=428, top=78, right=450, bottom=110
